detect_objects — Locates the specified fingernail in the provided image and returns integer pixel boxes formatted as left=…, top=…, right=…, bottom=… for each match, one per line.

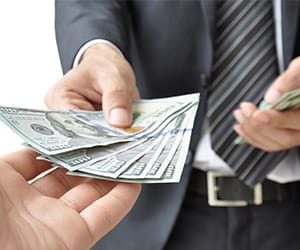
left=109, top=108, right=130, bottom=126
left=240, top=102, right=252, bottom=117
left=233, top=110, right=244, bottom=123
left=265, top=89, right=281, bottom=104
left=233, top=124, right=245, bottom=137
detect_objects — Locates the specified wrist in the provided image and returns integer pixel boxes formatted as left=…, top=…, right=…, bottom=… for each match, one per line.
left=81, top=42, right=123, bottom=63
left=77, top=41, right=135, bottom=91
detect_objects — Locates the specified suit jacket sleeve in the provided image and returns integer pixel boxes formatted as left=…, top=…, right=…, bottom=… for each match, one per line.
left=55, top=0, right=130, bottom=73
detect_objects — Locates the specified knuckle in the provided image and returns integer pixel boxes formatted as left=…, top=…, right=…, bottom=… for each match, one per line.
left=44, top=85, right=57, bottom=106
left=96, top=202, right=114, bottom=229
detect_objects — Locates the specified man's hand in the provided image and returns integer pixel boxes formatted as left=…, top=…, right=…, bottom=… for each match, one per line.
left=233, top=57, right=300, bottom=151
left=0, top=149, right=141, bottom=250
left=44, top=43, right=140, bottom=127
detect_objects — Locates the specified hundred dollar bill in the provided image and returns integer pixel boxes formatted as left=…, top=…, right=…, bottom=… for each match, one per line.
left=74, top=134, right=163, bottom=178
left=35, top=97, right=198, bottom=171
left=144, top=113, right=189, bottom=179
left=118, top=131, right=171, bottom=179
left=0, top=93, right=199, bottom=155
left=74, top=116, right=179, bottom=178
left=143, top=124, right=193, bottom=183
left=123, top=107, right=194, bottom=183
left=36, top=139, right=146, bottom=171
left=0, top=107, right=130, bottom=155
left=68, top=103, right=197, bottom=183
left=67, top=125, right=193, bottom=183
left=119, top=111, right=188, bottom=179
left=72, top=103, right=196, bottom=180
left=74, top=93, right=199, bottom=140
left=259, top=88, right=300, bottom=110
left=235, top=88, right=300, bottom=144
left=141, top=106, right=196, bottom=180
left=0, top=93, right=200, bottom=183
left=154, top=104, right=197, bottom=183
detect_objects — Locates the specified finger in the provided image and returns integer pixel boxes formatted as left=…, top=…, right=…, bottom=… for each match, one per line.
left=45, top=67, right=102, bottom=110
left=253, top=109, right=300, bottom=130
left=60, top=179, right=117, bottom=212
left=233, top=105, right=279, bottom=150
left=80, top=182, right=141, bottom=244
left=233, top=109, right=246, bottom=124
left=100, top=66, right=137, bottom=127
left=234, top=110, right=300, bottom=151
left=264, top=57, right=300, bottom=104
left=32, top=168, right=90, bottom=198
left=101, top=79, right=137, bottom=128
left=81, top=42, right=138, bottom=127
left=239, top=102, right=257, bottom=117
left=235, top=123, right=300, bottom=151
left=103, top=91, right=133, bottom=128
left=252, top=110, right=300, bottom=148
left=234, top=123, right=283, bottom=151
left=0, top=149, right=53, bottom=181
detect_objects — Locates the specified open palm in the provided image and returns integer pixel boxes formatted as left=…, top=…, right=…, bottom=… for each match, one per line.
left=0, top=149, right=141, bottom=250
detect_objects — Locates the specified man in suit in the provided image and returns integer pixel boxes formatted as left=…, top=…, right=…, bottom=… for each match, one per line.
left=46, top=1, right=300, bottom=249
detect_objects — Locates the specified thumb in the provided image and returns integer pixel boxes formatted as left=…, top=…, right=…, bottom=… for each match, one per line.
left=103, top=89, right=134, bottom=128
left=264, top=57, right=300, bottom=104
left=82, top=42, right=139, bottom=127
left=101, top=75, right=140, bottom=127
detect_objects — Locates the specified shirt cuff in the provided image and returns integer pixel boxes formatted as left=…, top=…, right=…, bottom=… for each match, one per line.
left=72, top=39, right=124, bottom=68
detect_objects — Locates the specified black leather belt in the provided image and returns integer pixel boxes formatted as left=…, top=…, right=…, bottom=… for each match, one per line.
left=189, top=168, right=300, bottom=207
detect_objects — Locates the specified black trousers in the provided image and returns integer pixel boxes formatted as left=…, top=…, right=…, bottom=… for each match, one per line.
left=164, top=180, right=300, bottom=250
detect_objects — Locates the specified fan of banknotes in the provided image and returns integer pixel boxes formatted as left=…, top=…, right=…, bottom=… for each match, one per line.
left=0, top=93, right=200, bottom=183
left=235, top=88, right=300, bottom=144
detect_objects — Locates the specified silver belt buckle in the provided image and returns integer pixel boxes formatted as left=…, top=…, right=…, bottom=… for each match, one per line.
left=207, top=171, right=263, bottom=207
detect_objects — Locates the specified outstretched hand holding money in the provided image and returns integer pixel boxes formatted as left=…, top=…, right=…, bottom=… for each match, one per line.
left=0, top=39, right=200, bottom=184
left=233, top=57, right=300, bottom=151
left=0, top=149, right=140, bottom=250
left=44, top=42, right=139, bottom=127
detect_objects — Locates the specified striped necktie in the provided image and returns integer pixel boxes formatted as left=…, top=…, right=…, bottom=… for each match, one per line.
left=208, top=0, right=287, bottom=187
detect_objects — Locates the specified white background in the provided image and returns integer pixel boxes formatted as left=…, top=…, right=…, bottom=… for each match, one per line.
left=0, top=1, right=62, bottom=154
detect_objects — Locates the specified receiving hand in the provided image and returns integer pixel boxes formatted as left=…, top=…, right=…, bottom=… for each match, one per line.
left=44, top=43, right=140, bottom=128
left=0, top=149, right=141, bottom=250
left=233, top=57, right=300, bottom=151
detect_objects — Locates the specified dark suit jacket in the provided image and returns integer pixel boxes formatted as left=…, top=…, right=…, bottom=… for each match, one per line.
left=55, top=1, right=300, bottom=249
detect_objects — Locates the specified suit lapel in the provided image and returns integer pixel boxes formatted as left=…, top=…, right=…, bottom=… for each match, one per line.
left=275, top=0, right=300, bottom=69
left=199, top=0, right=216, bottom=41
left=198, top=0, right=216, bottom=78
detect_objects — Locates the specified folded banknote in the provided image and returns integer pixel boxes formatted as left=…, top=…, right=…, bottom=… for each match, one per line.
left=0, top=93, right=200, bottom=183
